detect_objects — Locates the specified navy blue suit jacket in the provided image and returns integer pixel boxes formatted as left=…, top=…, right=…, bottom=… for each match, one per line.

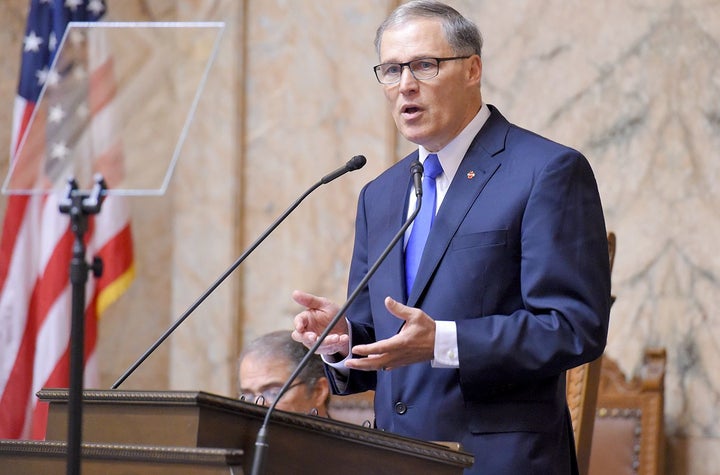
left=333, top=105, right=611, bottom=474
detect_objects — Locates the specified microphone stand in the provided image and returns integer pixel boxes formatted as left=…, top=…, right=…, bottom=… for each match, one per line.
left=112, top=155, right=366, bottom=389
left=250, top=162, right=424, bottom=475
left=58, top=175, right=107, bottom=475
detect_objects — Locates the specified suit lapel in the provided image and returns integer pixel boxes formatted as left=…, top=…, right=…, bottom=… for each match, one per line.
left=406, top=106, right=510, bottom=307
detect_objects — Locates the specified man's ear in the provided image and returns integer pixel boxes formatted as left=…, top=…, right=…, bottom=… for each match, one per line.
left=467, top=54, right=482, bottom=85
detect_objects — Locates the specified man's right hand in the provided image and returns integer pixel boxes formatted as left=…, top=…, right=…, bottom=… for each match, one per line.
left=291, top=290, right=350, bottom=357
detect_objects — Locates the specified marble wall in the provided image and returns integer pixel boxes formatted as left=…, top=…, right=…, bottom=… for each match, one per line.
left=1, top=0, right=719, bottom=473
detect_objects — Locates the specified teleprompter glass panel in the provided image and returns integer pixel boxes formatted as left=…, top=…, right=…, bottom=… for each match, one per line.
left=3, top=22, right=224, bottom=196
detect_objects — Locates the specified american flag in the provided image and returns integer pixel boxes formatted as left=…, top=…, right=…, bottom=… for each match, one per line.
left=0, top=0, right=134, bottom=440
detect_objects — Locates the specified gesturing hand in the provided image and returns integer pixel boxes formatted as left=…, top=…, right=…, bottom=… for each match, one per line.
left=291, top=290, right=350, bottom=357
left=345, top=296, right=436, bottom=372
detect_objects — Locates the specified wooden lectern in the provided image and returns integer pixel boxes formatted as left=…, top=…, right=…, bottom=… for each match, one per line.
left=0, top=389, right=473, bottom=474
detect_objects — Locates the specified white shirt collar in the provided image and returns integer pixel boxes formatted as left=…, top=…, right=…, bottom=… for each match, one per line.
left=418, top=102, right=491, bottom=182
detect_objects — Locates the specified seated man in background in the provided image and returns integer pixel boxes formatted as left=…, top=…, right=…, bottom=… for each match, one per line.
left=238, top=330, right=331, bottom=417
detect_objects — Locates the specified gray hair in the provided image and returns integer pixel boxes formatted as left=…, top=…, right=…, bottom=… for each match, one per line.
left=238, top=330, right=327, bottom=402
left=374, top=0, right=483, bottom=58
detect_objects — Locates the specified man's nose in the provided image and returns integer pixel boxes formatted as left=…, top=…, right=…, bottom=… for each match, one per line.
left=398, top=64, right=419, bottom=92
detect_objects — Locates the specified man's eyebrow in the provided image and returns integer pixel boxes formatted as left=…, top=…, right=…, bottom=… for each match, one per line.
left=380, top=54, right=436, bottom=63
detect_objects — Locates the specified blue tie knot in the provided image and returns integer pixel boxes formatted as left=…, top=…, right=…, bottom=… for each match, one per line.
left=424, top=154, right=443, bottom=179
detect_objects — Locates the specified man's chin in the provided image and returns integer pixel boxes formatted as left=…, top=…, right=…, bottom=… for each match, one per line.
left=396, top=126, right=427, bottom=147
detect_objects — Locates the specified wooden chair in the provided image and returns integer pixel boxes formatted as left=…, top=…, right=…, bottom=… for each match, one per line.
left=567, top=355, right=603, bottom=474
left=566, top=231, right=616, bottom=474
left=588, top=348, right=667, bottom=475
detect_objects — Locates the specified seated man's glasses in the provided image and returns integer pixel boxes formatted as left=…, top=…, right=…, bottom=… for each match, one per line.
left=240, top=381, right=304, bottom=405
left=373, top=56, right=472, bottom=84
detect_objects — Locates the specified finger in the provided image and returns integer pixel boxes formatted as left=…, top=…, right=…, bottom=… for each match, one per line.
left=292, top=289, right=324, bottom=309
left=291, top=328, right=311, bottom=344
left=293, top=312, right=317, bottom=342
left=324, top=333, right=350, bottom=348
left=292, top=329, right=317, bottom=347
left=345, top=354, right=385, bottom=372
left=385, top=296, right=413, bottom=321
left=313, top=334, right=351, bottom=356
left=352, top=339, right=395, bottom=357
left=293, top=313, right=308, bottom=331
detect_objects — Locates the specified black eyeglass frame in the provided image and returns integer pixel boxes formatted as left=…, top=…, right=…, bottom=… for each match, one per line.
left=240, top=380, right=305, bottom=405
left=373, top=55, right=473, bottom=84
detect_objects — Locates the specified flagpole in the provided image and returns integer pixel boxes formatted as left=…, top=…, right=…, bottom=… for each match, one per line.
left=59, top=176, right=106, bottom=475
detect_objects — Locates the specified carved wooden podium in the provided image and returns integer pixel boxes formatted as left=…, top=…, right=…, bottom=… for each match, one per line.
left=0, top=389, right=473, bottom=474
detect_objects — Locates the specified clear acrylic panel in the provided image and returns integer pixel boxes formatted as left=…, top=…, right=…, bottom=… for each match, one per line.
left=3, top=21, right=225, bottom=196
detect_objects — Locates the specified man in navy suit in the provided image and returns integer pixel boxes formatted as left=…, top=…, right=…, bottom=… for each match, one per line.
left=292, top=1, right=611, bottom=473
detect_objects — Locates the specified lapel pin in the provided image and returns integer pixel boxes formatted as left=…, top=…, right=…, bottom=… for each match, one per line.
left=466, top=170, right=476, bottom=179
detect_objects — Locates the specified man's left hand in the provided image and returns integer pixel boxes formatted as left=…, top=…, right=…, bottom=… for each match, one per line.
left=345, top=296, right=436, bottom=372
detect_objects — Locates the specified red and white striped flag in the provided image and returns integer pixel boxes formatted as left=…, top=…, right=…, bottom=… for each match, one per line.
left=0, top=0, right=134, bottom=440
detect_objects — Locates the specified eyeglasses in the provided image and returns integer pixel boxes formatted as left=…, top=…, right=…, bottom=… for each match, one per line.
left=240, top=381, right=305, bottom=405
left=373, top=56, right=472, bottom=84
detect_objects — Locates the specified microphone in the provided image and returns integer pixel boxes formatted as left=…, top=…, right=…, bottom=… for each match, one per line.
left=250, top=161, right=423, bottom=475
left=111, top=155, right=367, bottom=390
left=410, top=160, right=423, bottom=198
left=321, top=154, right=367, bottom=184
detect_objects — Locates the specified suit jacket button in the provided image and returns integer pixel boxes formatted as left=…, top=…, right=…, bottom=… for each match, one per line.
left=394, top=401, right=407, bottom=415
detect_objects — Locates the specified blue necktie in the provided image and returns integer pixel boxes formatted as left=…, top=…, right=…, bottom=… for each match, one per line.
left=405, top=154, right=443, bottom=293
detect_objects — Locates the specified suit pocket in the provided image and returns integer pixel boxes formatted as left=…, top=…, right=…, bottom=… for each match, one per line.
left=451, top=229, right=507, bottom=250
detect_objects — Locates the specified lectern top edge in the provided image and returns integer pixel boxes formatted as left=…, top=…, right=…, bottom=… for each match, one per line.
left=37, top=388, right=474, bottom=470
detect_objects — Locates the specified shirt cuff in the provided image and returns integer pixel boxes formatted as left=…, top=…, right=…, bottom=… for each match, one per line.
left=323, top=352, right=351, bottom=376
left=321, top=320, right=353, bottom=380
left=432, top=320, right=459, bottom=368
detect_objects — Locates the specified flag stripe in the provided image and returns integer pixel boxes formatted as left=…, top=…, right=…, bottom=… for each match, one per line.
left=10, top=97, right=30, bottom=155
left=0, top=197, right=30, bottom=290
left=96, top=225, right=134, bottom=315
left=0, top=195, right=40, bottom=398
